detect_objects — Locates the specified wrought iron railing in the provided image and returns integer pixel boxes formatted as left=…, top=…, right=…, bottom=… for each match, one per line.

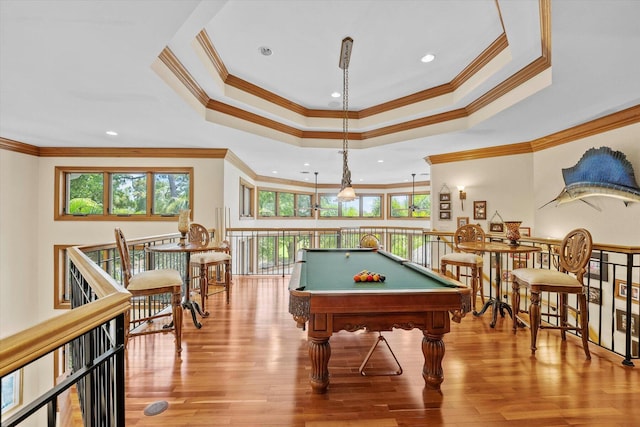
left=0, top=247, right=129, bottom=426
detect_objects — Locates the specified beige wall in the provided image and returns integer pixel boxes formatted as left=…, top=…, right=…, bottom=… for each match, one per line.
left=431, top=124, right=640, bottom=245
left=1, top=149, right=39, bottom=336
left=431, top=153, right=534, bottom=233
left=532, top=123, right=640, bottom=245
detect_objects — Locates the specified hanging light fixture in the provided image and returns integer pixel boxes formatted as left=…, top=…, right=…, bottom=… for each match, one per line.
left=336, top=36, right=356, bottom=202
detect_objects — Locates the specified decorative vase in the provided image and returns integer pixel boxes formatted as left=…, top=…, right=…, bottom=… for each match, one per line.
left=504, top=221, right=522, bottom=246
left=177, top=209, right=191, bottom=246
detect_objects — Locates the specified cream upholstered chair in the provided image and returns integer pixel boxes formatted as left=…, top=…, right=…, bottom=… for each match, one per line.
left=114, top=228, right=183, bottom=353
left=511, top=228, right=592, bottom=359
left=440, top=224, right=485, bottom=312
left=188, top=224, right=232, bottom=312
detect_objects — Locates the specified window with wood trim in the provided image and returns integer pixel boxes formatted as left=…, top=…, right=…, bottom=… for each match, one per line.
left=257, top=188, right=314, bottom=218
left=318, top=194, right=383, bottom=218
left=55, top=167, right=193, bottom=220
left=388, top=192, right=431, bottom=218
left=240, top=179, right=254, bottom=218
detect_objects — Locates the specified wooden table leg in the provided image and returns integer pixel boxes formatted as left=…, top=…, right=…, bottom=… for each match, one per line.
left=422, top=331, right=445, bottom=390
left=308, top=337, right=331, bottom=394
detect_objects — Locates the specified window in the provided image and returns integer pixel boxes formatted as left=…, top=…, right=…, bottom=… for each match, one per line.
left=257, top=188, right=314, bottom=218
left=66, top=173, right=104, bottom=214
left=319, top=194, right=382, bottom=218
left=258, top=190, right=276, bottom=217
left=240, top=179, right=254, bottom=217
left=56, top=167, right=193, bottom=220
left=389, top=192, right=430, bottom=218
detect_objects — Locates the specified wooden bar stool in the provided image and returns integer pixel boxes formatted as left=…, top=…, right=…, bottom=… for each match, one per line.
left=440, top=224, right=485, bottom=312
left=188, top=224, right=232, bottom=315
left=511, top=228, right=592, bottom=359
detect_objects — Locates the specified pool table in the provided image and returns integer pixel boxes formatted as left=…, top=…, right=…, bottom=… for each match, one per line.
left=288, top=248, right=471, bottom=394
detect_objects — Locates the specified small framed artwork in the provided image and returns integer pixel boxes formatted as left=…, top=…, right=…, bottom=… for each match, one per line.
left=519, top=227, right=531, bottom=237
left=587, top=287, right=602, bottom=305
left=439, top=202, right=451, bottom=211
left=473, top=201, right=486, bottom=220
left=615, top=279, right=640, bottom=303
left=439, top=211, right=451, bottom=220
left=537, top=252, right=550, bottom=268
left=457, top=217, right=469, bottom=228
left=615, top=309, right=639, bottom=337
left=633, top=340, right=639, bottom=357
left=513, top=259, right=528, bottom=269
left=439, top=193, right=451, bottom=202
left=1, top=369, right=23, bottom=415
left=489, top=222, right=504, bottom=233
left=587, top=252, right=609, bottom=281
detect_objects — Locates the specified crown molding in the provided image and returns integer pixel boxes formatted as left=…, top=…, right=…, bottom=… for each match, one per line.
left=0, top=137, right=40, bottom=156
left=167, top=1, right=553, bottom=145
left=426, top=103, right=640, bottom=165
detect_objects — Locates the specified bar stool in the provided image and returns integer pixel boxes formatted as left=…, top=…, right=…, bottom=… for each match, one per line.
left=440, top=224, right=485, bottom=312
left=188, top=224, right=232, bottom=315
left=511, top=228, right=592, bottom=359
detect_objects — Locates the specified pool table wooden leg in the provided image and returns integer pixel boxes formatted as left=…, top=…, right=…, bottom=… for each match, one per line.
left=309, top=337, right=331, bottom=394
left=422, top=332, right=445, bottom=390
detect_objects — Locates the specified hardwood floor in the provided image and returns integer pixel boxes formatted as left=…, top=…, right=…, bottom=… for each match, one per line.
left=123, top=276, right=640, bottom=426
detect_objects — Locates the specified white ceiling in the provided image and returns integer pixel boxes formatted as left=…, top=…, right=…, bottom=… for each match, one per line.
left=1, top=0, right=639, bottom=186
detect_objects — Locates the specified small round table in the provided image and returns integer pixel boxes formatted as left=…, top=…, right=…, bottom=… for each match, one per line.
left=146, top=242, right=212, bottom=328
left=457, top=241, right=541, bottom=328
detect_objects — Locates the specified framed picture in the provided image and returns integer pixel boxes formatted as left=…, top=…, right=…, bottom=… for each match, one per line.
left=473, top=201, right=486, bottom=220
left=457, top=217, right=469, bottom=228
left=587, top=287, right=601, bottom=305
left=489, top=222, right=504, bottom=233
left=519, top=227, right=531, bottom=237
left=513, top=259, right=528, bottom=269
left=439, top=211, right=451, bottom=220
left=615, top=309, right=639, bottom=337
left=537, top=252, right=550, bottom=268
left=439, top=202, right=451, bottom=211
left=633, top=340, right=639, bottom=357
left=1, top=369, right=22, bottom=415
left=439, top=193, right=451, bottom=202
left=587, top=252, right=608, bottom=281
left=615, top=279, right=640, bottom=303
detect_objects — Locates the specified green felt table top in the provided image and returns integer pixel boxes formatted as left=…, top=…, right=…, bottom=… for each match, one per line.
left=294, top=248, right=461, bottom=292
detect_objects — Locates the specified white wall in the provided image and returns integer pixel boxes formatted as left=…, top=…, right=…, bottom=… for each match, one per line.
left=430, top=124, right=640, bottom=245
left=430, top=153, right=535, bottom=233
left=533, top=123, right=640, bottom=245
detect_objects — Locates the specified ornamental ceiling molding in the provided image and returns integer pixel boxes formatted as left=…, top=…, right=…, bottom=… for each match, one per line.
left=2, top=104, right=637, bottom=170
left=426, top=104, right=640, bottom=165
left=154, top=0, right=552, bottom=149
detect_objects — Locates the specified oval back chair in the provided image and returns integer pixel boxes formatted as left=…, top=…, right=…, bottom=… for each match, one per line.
left=440, top=224, right=486, bottom=312
left=511, top=228, right=593, bottom=359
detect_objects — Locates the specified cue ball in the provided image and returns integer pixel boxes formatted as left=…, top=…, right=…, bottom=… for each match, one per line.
left=345, top=252, right=350, bottom=257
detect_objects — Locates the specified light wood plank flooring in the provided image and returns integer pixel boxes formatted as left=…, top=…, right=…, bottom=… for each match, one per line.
left=123, top=276, right=640, bottom=426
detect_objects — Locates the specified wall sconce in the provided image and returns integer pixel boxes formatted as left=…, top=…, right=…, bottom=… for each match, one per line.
left=458, top=186, right=466, bottom=210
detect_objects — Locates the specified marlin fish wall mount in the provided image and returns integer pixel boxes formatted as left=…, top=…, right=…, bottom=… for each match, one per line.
left=540, top=146, right=640, bottom=211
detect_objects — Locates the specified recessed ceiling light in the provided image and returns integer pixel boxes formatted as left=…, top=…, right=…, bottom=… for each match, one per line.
left=377, top=160, right=384, bottom=163
left=105, top=130, right=118, bottom=136
left=272, top=170, right=277, bottom=174
left=303, top=162, right=310, bottom=166
left=421, top=53, right=435, bottom=63
left=259, top=46, right=272, bottom=56
left=331, top=92, right=340, bottom=98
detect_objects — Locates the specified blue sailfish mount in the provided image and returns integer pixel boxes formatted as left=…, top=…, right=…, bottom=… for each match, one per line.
left=541, top=146, right=640, bottom=211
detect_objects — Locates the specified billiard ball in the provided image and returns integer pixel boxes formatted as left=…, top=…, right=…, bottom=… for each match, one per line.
left=345, top=252, right=350, bottom=258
